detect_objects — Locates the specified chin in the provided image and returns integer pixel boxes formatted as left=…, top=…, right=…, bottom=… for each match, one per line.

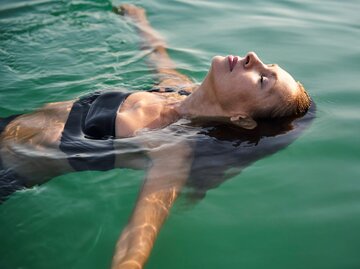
left=211, top=55, right=225, bottom=65
left=210, top=56, right=226, bottom=75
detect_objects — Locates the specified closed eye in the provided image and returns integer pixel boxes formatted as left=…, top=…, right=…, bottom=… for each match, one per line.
left=260, top=75, right=264, bottom=84
left=259, top=74, right=269, bottom=88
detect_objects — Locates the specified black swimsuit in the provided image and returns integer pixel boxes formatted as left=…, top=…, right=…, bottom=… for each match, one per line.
left=59, top=90, right=131, bottom=171
left=0, top=90, right=133, bottom=201
left=60, top=88, right=191, bottom=172
left=0, top=90, right=135, bottom=202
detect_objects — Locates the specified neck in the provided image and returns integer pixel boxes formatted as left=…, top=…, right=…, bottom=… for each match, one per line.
left=175, top=77, right=225, bottom=119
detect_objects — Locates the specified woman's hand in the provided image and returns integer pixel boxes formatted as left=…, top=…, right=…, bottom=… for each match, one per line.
left=114, top=4, right=196, bottom=91
left=115, top=3, right=166, bottom=49
left=115, top=4, right=147, bottom=24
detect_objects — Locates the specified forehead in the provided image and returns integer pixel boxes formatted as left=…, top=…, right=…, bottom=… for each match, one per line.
left=272, top=65, right=298, bottom=98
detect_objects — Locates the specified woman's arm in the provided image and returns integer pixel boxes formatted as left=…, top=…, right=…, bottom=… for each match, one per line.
left=115, top=4, right=195, bottom=89
left=111, top=142, right=192, bottom=269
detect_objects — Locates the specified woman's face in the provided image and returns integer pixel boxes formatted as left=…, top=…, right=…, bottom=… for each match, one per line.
left=208, top=52, right=299, bottom=118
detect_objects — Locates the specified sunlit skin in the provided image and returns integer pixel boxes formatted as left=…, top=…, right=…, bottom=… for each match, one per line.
left=116, top=52, right=301, bottom=136
left=210, top=52, right=299, bottom=115
left=175, top=52, right=301, bottom=129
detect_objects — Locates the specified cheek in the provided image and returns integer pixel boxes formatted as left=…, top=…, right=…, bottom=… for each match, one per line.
left=229, top=77, right=255, bottom=100
left=219, top=84, right=253, bottom=111
left=253, top=94, right=281, bottom=117
left=209, top=64, right=260, bottom=108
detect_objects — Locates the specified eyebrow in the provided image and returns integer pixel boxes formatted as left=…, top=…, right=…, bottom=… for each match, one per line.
left=266, top=64, right=279, bottom=79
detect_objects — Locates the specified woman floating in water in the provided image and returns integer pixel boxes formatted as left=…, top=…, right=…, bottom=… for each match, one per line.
left=0, top=4, right=314, bottom=269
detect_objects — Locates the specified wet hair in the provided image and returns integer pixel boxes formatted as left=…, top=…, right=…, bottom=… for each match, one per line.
left=267, top=81, right=311, bottom=119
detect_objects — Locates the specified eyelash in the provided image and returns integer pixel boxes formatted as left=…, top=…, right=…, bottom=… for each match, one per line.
left=260, top=75, right=264, bottom=84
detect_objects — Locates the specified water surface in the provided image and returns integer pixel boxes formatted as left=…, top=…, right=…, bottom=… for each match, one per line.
left=1, top=0, right=360, bottom=268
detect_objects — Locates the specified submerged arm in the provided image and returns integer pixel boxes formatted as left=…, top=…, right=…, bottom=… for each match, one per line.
left=115, top=4, right=195, bottom=89
left=111, top=142, right=192, bottom=269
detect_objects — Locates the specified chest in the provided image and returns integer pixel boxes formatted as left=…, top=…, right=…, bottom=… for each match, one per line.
left=115, top=92, right=180, bottom=138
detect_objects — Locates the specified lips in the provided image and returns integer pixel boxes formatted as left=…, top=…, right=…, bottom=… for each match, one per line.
left=228, top=55, right=239, bottom=72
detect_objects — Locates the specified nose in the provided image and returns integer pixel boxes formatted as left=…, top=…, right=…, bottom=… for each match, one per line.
left=243, top=51, right=264, bottom=69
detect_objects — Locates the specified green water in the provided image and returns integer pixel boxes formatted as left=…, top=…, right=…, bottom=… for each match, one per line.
left=1, top=0, right=360, bottom=268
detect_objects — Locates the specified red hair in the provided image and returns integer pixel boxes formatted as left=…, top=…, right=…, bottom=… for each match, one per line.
left=267, top=81, right=311, bottom=118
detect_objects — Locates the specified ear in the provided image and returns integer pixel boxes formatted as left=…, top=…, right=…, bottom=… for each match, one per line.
left=230, top=114, right=257, bottom=130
